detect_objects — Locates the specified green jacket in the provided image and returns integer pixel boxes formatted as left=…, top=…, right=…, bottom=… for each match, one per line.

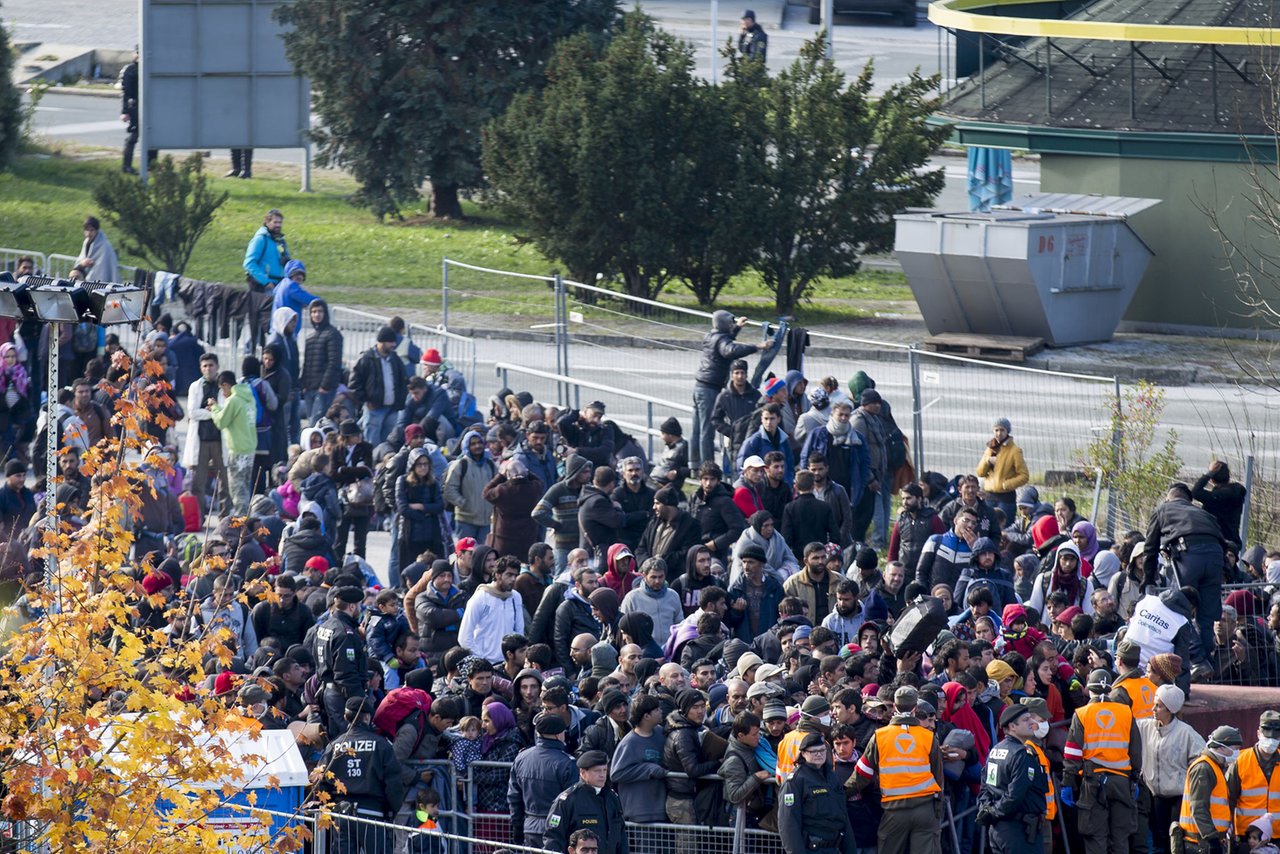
left=211, top=383, right=257, bottom=455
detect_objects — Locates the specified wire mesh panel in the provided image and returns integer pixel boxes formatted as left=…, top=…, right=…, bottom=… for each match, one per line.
left=629, top=821, right=738, bottom=854
left=911, top=350, right=1116, bottom=483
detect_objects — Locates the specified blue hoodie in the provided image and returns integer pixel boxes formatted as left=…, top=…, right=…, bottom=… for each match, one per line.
left=273, top=260, right=319, bottom=335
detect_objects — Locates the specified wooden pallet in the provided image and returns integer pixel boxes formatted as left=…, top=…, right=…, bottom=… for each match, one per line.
left=922, top=333, right=1046, bottom=363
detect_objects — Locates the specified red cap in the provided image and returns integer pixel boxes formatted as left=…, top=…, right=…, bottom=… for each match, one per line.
left=305, top=555, right=330, bottom=572
left=1054, top=605, right=1083, bottom=625
left=214, top=671, right=239, bottom=696
left=141, top=572, right=173, bottom=596
left=421, top=348, right=443, bottom=366
left=455, top=537, right=476, bottom=555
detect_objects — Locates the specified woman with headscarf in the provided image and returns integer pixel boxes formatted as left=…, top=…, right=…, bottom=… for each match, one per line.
left=473, top=700, right=521, bottom=811
left=729, top=510, right=800, bottom=585
left=1070, top=520, right=1101, bottom=574
left=1026, top=541, right=1096, bottom=616
left=589, top=586, right=621, bottom=648
left=481, top=455, right=543, bottom=560
left=985, top=659, right=1019, bottom=709
left=397, top=448, right=446, bottom=569
left=941, top=680, right=989, bottom=852
left=0, top=343, right=31, bottom=463
left=1223, top=622, right=1280, bottom=687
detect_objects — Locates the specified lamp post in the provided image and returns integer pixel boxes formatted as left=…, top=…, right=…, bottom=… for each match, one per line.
left=0, top=273, right=149, bottom=587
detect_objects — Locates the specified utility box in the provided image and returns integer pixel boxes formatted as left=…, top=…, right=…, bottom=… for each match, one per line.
left=894, top=193, right=1160, bottom=346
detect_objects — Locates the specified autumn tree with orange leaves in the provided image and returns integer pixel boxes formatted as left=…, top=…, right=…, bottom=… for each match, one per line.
left=0, top=337, right=307, bottom=852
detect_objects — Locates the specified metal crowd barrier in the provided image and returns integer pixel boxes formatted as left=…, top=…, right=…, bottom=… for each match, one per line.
left=44, top=252, right=138, bottom=282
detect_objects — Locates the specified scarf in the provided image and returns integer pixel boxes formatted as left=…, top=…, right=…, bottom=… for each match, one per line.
left=941, top=681, right=990, bottom=762
left=754, top=736, right=778, bottom=775
left=826, top=415, right=852, bottom=444
left=1071, top=521, right=1100, bottom=562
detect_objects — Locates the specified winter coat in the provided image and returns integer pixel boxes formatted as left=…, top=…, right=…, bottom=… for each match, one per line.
left=688, top=482, right=746, bottom=557
left=976, top=438, right=1030, bottom=495
left=696, top=311, right=758, bottom=390
left=637, top=510, right=703, bottom=575
left=783, top=568, right=842, bottom=624
left=300, top=472, right=341, bottom=536
left=243, top=224, right=288, bottom=287
left=851, top=406, right=890, bottom=481
left=507, top=737, right=578, bottom=841
left=443, top=432, right=496, bottom=525
left=395, top=476, right=445, bottom=548
left=664, top=711, right=720, bottom=797
left=914, top=531, right=971, bottom=591
left=712, top=382, right=762, bottom=459
left=299, top=300, right=343, bottom=393
left=554, top=588, right=602, bottom=673
left=280, top=525, right=337, bottom=575
left=513, top=442, right=558, bottom=498
left=730, top=525, right=800, bottom=585
left=780, top=493, right=841, bottom=556
left=719, top=735, right=768, bottom=819
left=612, top=481, right=656, bottom=552
left=725, top=574, right=786, bottom=642
left=888, top=505, right=945, bottom=574
left=556, top=410, right=615, bottom=468
left=349, top=347, right=408, bottom=412
left=649, top=440, right=689, bottom=491
left=800, top=425, right=871, bottom=507
left=1137, top=717, right=1206, bottom=797
left=414, top=585, right=466, bottom=664
left=578, top=483, right=626, bottom=562
left=482, top=472, right=543, bottom=560
left=738, top=426, right=795, bottom=484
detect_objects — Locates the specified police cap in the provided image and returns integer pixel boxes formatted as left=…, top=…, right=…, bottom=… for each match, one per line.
left=577, top=750, right=609, bottom=770
left=334, top=586, right=364, bottom=605
left=344, top=696, right=371, bottom=719
left=999, top=704, right=1032, bottom=729
left=799, top=732, right=826, bottom=751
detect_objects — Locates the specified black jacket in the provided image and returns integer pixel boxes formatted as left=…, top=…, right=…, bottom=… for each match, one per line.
left=578, top=484, right=626, bottom=564
left=580, top=717, right=628, bottom=761
left=781, top=493, right=840, bottom=557
left=689, top=482, right=746, bottom=557
left=1191, top=475, right=1247, bottom=547
left=350, top=347, right=408, bottom=412
left=663, top=711, right=719, bottom=798
left=413, top=586, right=465, bottom=664
left=555, top=589, right=602, bottom=674
left=612, top=482, right=656, bottom=551
left=712, top=382, right=761, bottom=456
left=545, top=780, right=629, bottom=854
left=695, top=314, right=758, bottom=389
left=778, top=761, right=856, bottom=854
left=316, top=722, right=405, bottom=816
left=557, top=410, right=615, bottom=467
left=1143, top=497, right=1226, bottom=565
left=507, top=737, right=578, bottom=842
left=637, top=510, right=703, bottom=577
left=281, top=526, right=338, bottom=575
left=300, top=299, right=343, bottom=393
left=251, top=599, right=315, bottom=649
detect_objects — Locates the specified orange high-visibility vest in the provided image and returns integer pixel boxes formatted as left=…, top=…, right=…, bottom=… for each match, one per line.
left=874, top=725, right=941, bottom=802
left=1120, top=674, right=1157, bottom=720
left=775, top=729, right=803, bottom=782
left=1233, top=747, right=1280, bottom=837
left=1078, top=701, right=1134, bottom=775
left=1180, top=755, right=1231, bottom=844
left=1027, top=740, right=1057, bottom=821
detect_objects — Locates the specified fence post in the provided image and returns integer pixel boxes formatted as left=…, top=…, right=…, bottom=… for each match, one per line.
left=1106, top=377, right=1122, bottom=535
left=556, top=273, right=571, bottom=407
left=909, top=346, right=925, bottom=474
left=647, top=401, right=655, bottom=459
left=1241, top=454, right=1255, bottom=548
left=732, top=806, right=747, bottom=854
left=441, top=257, right=450, bottom=354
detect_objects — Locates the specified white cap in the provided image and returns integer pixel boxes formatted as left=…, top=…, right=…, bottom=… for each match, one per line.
left=743, top=455, right=766, bottom=470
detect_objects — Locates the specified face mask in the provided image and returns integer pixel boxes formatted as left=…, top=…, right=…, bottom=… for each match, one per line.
left=1034, top=721, right=1050, bottom=739
left=818, top=714, right=832, bottom=726
left=1215, top=746, right=1240, bottom=763
left=1260, top=737, right=1280, bottom=755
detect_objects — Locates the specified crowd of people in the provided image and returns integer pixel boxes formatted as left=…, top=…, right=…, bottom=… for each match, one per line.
left=10, top=209, right=1280, bottom=854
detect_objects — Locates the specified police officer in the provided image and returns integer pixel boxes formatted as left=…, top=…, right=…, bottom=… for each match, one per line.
left=1143, top=483, right=1227, bottom=655
left=778, top=732, right=856, bottom=854
left=314, top=586, right=369, bottom=733
left=314, top=696, right=406, bottom=854
left=1178, top=726, right=1242, bottom=854
left=979, top=704, right=1050, bottom=853
left=545, top=750, right=628, bottom=854
left=1227, top=711, right=1280, bottom=846
left=1062, top=669, right=1143, bottom=854
left=847, top=685, right=943, bottom=854
left=509, top=714, right=578, bottom=850
left=1020, top=697, right=1058, bottom=854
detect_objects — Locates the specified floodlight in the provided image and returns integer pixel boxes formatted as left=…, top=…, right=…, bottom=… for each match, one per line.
left=11, top=276, right=149, bottom=325
left=86, top=282, right=147, bottom=325
left=0, top=273, right=23, bottom=320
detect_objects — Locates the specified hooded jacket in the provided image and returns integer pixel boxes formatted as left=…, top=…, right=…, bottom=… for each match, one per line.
left=443, top=429, right=495, bottom=525
left=280, top=522, right=337, bottom=575
left=663, top=710, right=720, bottom=798
left=483, top=470, right=543, bottom=560
left=1026, top=540, right=1095, bottom=616
left=578, top=482, right=626, bottom=562
left=621, top=576, right=684, bottom=647
left=513, top=441, right=558, bottom=499
left=532, top=454, right=591, bottom=550
left=695, top=310, right=759, bottom=390
left=299, top=299, right=343, bottom=393
left=729, top=520, right=800, bottom=585
left=271, top=261, right=318, bottom=330
left=301, top=471, right=341, bottom=535
left=599, top=543, right=640, bottom=600
left=458, top=581, right=526, bottom=663
left=211, top=382, right=257, bottom=455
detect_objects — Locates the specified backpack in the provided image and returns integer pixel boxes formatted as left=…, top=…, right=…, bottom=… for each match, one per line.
left=343, top=477, right=375, bottom=507
left=72, top=322, right=98, bottom=355
left=373, top=687, right=433, bottom=754
left=442, top=456, right=468, bottom=514
left=885, top=421, right=908, bottom=471
left=247, top=378, right=271, bottom=432
left=373, top=457, right=397, bottom=516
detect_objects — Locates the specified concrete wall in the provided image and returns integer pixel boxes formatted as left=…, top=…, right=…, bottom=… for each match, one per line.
left=1040, top=154, right=1273, bottom=330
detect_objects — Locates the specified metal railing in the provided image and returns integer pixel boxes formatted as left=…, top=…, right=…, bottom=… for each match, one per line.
left=494, top=362, right=692, bottom=460
left=328, top=304, right=479, bottom=392
left=0, top=247, right=47, bottom=277
left=44, top=252, right=138, bottom=282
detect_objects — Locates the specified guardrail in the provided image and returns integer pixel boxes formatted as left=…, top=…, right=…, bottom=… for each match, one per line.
left=44, top=252, right=138, bottom=282
left=0, top=247, right=47, bottom=277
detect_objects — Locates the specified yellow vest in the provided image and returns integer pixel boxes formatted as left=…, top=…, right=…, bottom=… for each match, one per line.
left=874, top=725, right=941, bottom=802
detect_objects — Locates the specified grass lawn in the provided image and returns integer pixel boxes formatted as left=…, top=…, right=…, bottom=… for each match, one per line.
left=0, top=149, right=913, bottom=324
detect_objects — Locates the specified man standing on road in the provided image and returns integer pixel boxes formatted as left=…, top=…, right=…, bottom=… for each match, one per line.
left=693, top=312, right=766, bottom=470
left=349, top=326, right=407, bottom=447
left=243, top=209, right=290, bottom=292
left=119, top=47, right=148, bottom=175
left=1144, top=483, right=1227, bottom=656
left=738, top=10, right=768, bottom=63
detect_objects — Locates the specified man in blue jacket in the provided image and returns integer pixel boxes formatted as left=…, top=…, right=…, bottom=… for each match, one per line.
left=243, top=209, right=290, bottom=290
left=508, top=714, right=578, bottom=850
left=272, top=259, right=317, bottom=330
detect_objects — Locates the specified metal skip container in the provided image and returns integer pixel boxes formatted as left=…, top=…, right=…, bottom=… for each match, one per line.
left=893, top=193, right=1160, bottom=346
